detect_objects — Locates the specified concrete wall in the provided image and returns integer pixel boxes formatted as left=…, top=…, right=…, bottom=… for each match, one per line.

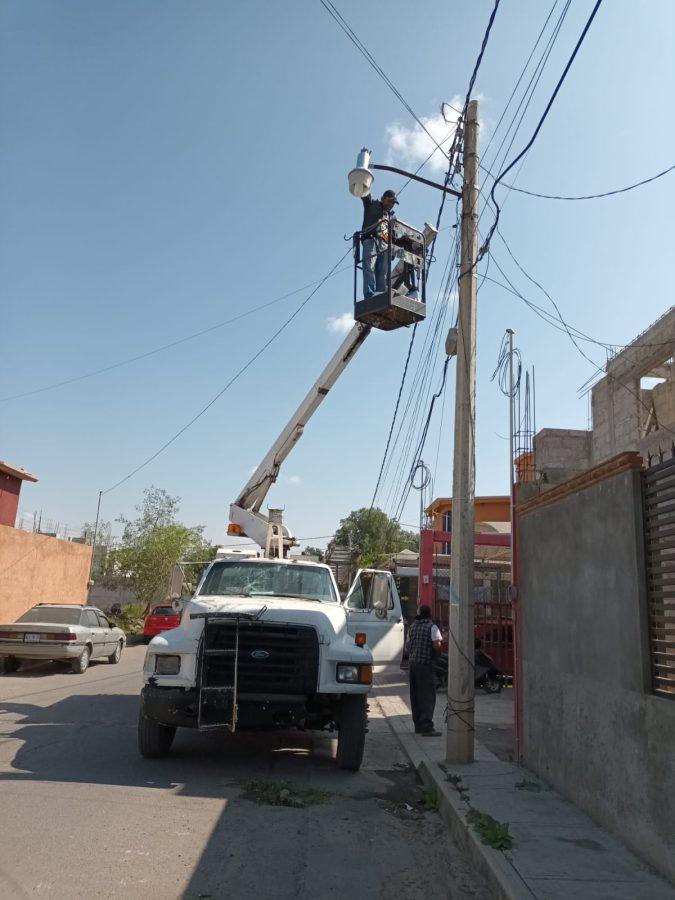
left=518, top=459, right=675, bottom=884
left=534, top=428, right=591, bottom=483
left=0, top=524, right=92, bottom=623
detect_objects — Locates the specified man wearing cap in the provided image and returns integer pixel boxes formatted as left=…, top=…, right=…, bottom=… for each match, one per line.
left=406, top=604, right=442, bottom=736
left=360, top=189, right=398, bottom=298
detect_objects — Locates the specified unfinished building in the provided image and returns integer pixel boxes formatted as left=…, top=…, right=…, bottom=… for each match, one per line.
left=532, top=307, right=675, bottom=483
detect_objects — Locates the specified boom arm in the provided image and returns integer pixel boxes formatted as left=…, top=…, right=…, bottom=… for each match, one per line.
left=229, top=321, right=371, bottom=554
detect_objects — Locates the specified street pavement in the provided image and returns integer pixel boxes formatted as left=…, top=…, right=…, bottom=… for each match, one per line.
left=0, top=645, right=488, bottom=900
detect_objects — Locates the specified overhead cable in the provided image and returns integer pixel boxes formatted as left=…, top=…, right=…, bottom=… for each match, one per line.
left=101, top=248, right=352, bottom=495
left=503, top=161, right=675, bottom=200
left=0, top=264, right=352, bottom=404
left=481, top=0, right=605, bottom=259
left=318, top=0, right=449, bottom=158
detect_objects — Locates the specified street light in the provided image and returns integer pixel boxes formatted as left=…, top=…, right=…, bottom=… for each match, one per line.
left=348, top=148, right=374, bottom=198
left=347, top=147, right=462, bottom=199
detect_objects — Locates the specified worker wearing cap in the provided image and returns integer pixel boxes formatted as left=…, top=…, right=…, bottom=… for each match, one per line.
left=360, top=189, right=398, bottom=298
left=406, top=604, right=442, bottom=736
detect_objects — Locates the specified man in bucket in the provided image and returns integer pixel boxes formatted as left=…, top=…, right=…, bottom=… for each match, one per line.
left=360, top=189, right=398, bottom=298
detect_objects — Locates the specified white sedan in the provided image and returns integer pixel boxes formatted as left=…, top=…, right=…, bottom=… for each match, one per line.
left=0, top=604, right=126, bottom=674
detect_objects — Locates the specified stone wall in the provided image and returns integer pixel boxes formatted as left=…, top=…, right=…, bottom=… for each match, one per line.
left=518, top=453, right=675, bottom=884
left=0, top=525, right=91, bottom=622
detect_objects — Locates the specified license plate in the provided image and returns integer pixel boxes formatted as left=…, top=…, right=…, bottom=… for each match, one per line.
left=24, top=633, right=41, bottom=643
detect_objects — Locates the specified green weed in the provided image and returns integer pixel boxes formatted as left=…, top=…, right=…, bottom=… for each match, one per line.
left=241, top=778, right=329, bottom=809
left=466, top=808, right=513, bottom=850
left=419, top=782, right=440, bottom=811
left=515, top=778, right=542, bottom=792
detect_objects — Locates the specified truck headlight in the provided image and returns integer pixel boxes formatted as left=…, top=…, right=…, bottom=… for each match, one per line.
left=337, top=663, right=372, bottom=684
left=155, top=655, right=180, bottom=675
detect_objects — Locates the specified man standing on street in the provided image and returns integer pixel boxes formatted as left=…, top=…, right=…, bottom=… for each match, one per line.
left=360, top=189, right=398, bottom=298
left=406, top=604, right=442, bottom=736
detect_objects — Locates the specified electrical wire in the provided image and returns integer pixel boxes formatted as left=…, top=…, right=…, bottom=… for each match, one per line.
left=481, top=0, right=604, bottom=258
left=0, top=263, right=352, bottom=404
left=318, top=0, right=449, bottom=159
left=504, top=161, right=675, bottom=200
left=101, top=248, right=352, bottom=495
left=486, top=243, right=675, bottom=441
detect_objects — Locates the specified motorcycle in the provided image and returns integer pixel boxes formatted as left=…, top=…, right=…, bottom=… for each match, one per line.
left=433, top=646, right=504, bottom=694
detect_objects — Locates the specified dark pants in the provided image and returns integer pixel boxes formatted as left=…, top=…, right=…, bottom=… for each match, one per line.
left=409, top=661, right=436, bottom=733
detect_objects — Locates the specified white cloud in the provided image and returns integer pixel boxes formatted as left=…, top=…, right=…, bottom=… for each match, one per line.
left=286, top=475, right=302, bottom=486
left=326, top=312, right=355, bottom=335
left=385, top=97, right=464, bottom=175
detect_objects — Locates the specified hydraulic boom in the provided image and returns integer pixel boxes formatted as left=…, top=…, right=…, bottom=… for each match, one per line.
left=229, top=321, right=371, bottom=556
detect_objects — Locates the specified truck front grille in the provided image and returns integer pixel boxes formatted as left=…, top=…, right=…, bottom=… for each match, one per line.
left=202, top=620, right=319, bottom=695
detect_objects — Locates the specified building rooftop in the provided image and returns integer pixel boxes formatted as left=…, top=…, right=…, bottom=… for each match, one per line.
left=0, top=460, right=38, bottom=483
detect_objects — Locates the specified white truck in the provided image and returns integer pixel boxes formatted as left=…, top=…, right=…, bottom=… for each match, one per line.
left=138, top=322, right=406, bottom=771
left=138, top=191, right=431, bottom=769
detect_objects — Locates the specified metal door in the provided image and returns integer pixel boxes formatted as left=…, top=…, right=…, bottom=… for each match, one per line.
left=344, top=569, right=405, bottom=669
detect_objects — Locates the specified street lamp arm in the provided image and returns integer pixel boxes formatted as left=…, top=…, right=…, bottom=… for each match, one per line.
left=371, top=164, right=462, bottom=198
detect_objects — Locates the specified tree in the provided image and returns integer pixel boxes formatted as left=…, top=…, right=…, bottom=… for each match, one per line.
left=114, top=487, right=213, bottom=611
left=302, top=546, right=325, bottom=562
left=331, top=507, right=419, bottom=569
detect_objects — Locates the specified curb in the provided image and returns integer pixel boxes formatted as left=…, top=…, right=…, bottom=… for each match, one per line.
left=375, top=696, right=532, bottom=900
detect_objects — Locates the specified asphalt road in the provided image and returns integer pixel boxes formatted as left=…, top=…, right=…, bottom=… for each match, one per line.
left=0, top=645, right=488, bottom=900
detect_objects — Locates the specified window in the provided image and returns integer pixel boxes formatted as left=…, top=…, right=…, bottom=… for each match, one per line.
left=442, top=511, right=451, bottom=554
left=152, top=607, right=176, bottom=616
left=200, top=561, right=338, bottom=603
left=81, top=610, right=99, bottom=628
left=18, top=607, right=81, bottom=625
left=96, top=613, right=111, bottom=628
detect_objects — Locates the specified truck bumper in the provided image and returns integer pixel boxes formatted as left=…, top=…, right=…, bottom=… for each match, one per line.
left=141, top=685, right=199, bottom=728
left=141, top=685, right=329, bottom=731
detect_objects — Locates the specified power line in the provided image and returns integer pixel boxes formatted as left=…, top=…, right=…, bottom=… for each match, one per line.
left=318, top=0, right=449, bottom=159
left=481, top=0, right=605, bottom=258
left=0, top=264, right=352, bottom=404
left=503, top=161, right=675, bottom=200
left=486, top=242, right=675, bottom=441
left=102, top=249, right=352, bottom=495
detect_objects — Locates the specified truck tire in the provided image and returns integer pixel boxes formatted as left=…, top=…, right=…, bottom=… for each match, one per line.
left=138, top=711, right=176, bottom=758
left=2, top=657, right=21, bottom=674
left=336, top=694, right=367, bottom=771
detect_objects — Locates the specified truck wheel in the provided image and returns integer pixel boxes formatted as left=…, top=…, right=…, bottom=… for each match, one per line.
left=138, top=711, right=176, bottom=758
left=336, top=694, right=367, bottom=771
left=2, top=657, right=21, bottom=674
left=71, top=645, right=91, bottom=674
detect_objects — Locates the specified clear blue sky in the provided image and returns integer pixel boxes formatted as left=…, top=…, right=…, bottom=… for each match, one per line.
left=1, top=0, right=673, bottom=547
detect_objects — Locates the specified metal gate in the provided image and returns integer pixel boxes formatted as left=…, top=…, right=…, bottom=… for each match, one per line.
left=474, top=597, right=514, bottom=677
left=642, top=456, right=675, bottom=699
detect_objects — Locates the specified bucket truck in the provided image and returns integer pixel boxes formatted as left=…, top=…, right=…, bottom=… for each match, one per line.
left=137, top=155, right=430, bottom=770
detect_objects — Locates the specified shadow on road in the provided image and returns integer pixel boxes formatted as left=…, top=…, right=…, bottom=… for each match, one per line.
left=0, top=690, right=344, bottom=798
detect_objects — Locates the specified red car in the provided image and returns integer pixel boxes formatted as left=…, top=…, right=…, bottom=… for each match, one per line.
left=143, top=605, right=181, bottom=643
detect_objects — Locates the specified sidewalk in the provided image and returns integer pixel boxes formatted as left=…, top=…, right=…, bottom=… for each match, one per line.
left=373, top=673, right=674, bottom=900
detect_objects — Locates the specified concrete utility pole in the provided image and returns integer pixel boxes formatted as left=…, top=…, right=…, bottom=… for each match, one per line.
left=447, top=99, right=479, bottom=764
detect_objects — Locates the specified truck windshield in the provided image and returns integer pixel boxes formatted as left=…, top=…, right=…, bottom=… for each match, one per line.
left=199, top=561, right=338, bottom=603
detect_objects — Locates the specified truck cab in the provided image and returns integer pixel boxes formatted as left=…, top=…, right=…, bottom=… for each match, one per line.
left=139, top=557, right=403, bottom=771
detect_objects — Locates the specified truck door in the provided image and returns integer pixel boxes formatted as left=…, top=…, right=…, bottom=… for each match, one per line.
left=344, top=569, right=404, bottom=669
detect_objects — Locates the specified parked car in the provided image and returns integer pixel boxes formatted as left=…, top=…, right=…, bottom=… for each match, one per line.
left=0, top=604, right=126, bottom=674
left=143, top=604, right=181, bottom=643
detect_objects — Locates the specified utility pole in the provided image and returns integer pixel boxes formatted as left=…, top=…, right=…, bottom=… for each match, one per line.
left=507, top=328, right=515, bottom=588
left=87, top=490, right=103, bottom=591
left=447, top=99, right=479, bottom=764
